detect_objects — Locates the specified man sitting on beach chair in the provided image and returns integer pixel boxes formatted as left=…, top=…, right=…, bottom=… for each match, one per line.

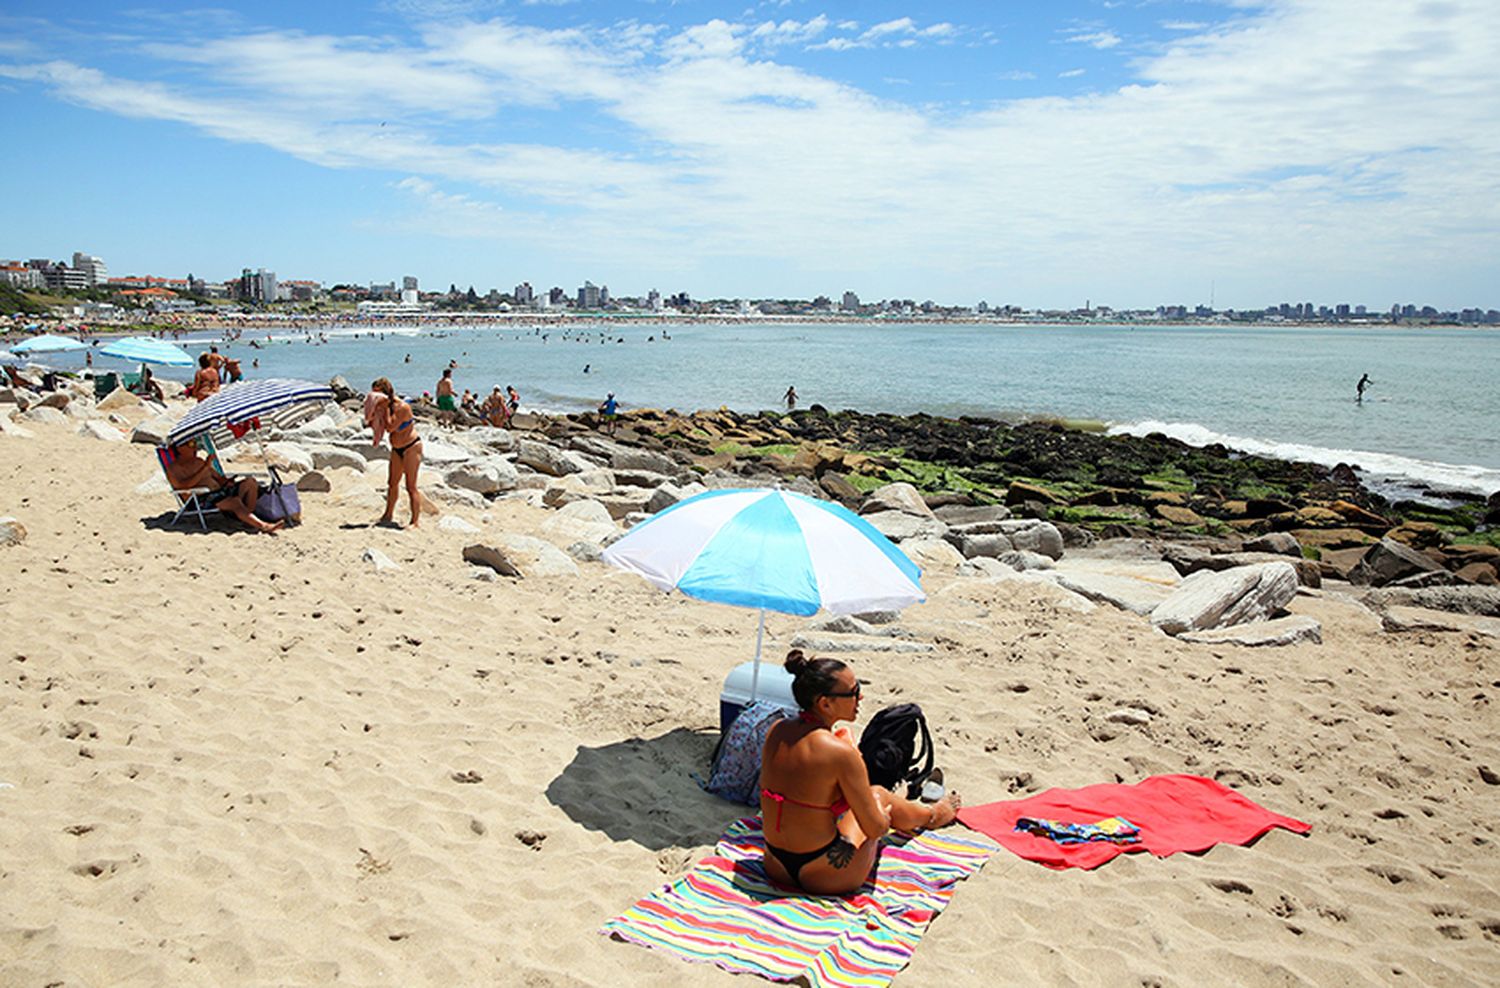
left=159, top=437, right=282, bottom=534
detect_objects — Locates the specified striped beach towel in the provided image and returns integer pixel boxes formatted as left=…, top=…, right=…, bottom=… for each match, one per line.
left=601, top=817, right=995, bottom=987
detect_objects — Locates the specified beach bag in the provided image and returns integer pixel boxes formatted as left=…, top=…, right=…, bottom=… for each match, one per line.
left=859, top=703, right=935, bottom=799
left=253, top=466, right=302, bottom=525
left=701, top=700, right=795, bottom=806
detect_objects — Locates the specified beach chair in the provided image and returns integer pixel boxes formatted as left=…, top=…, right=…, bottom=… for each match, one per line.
left=156, top=434, right=232, bottom=530
left=93, top=372, right=120, bottom=401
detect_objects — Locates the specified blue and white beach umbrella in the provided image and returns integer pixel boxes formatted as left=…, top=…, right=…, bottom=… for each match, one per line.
left=602, top=488, right=925, bottom=698
left=99, top=336, right=193, bottom=366
left=167, top=378, right=335, bottom=447
left=10, top=334, right=86, bottom=354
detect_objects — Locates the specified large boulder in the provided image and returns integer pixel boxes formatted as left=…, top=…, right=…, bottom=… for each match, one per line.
left=1151, top=562, right=1300, bottom=635
left=465, top=426, right=518, bottom=453
left=944, top=531, right=1014, bottom=559
left=262, top=441, right=314, bottom=474
left=517, top=439, right=584, bottom=477
left=96, top=388, right=144, bottom=412
left=76, top=421, right=126, bottom=442
left=899, top=536, right=966, bottom=573
left=861, top=510, right=947, bottom=543
left=130, top=416, right=176, bottom=446
left=540, top=499, right=619, bottom=544
left=933, top=503, right=1012, bottom=525
left=1164, top=545, right=1321, bottom=588
left=36, top=391, right=70, bottom=410
left=444, top=456, right=519, bottom=495
left=463, top=535, right=579, bottom=579
left=998, top=520, right=1064, bottom=560
left=860, top=482, right=935, bottom=518
left=1243, top=532, right=1303, bottom=556
left=1052, top=567, right=1177, bottom=615
left=1349, top=538, right=1445, bottom=587
left=417, top=439, right=473, bottom=466
left=0, top=415, right=35, bottom=439
left=306, top=445, right=370, bottom=472
left=21, top=406, right=66, bottom=425
left=1178, top=615, right=1323, bottom=647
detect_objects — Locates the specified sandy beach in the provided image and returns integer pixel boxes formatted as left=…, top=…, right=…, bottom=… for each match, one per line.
left=1, top=401, right=1497, bottom=987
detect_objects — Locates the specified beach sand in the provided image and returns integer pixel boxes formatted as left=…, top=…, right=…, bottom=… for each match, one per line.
left=1, top=409, right=1497, bottom=987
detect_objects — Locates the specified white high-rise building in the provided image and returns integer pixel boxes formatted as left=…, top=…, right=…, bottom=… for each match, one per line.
left=647, top=288, right=662, bottom=312
left=72, top=252, right=107, bottom=286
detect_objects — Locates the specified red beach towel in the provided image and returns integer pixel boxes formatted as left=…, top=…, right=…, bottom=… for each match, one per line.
left=957, top=774, right=1310, bottom=870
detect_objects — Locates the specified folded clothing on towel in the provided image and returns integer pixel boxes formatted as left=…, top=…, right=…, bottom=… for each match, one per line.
left=1014, top=815, right=1141, bottom=845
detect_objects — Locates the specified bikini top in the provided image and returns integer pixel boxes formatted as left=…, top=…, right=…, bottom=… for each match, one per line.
left=391, top=416, right=414, bottom=434
left=760, top=789, right=851, bottom=832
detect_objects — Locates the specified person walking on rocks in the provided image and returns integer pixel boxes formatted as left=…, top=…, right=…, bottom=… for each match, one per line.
left=436, top=367, right=458, bottom=426
left=598, top=392, right=618, bottom=435
left=1356, top=372, right=1373, bottom=403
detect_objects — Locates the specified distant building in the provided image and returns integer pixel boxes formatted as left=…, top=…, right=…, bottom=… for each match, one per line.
left=237, top=268, right=277, bottom=305
left=0, top=261, right=44, bottom=289
left=548, top=286, right=566, bottom=306
left=402, top=275, right=418, bottom=291
left=40, top=263, right=89, bottom=293
left=72, top=252, right=107, bottom=286
left=369, top=281, right=397, bottom=300
left=514, top=282, right=534, bottom=304
left=841, top=291, right=860, bottom=311
left=647, top=288, right=662, bottom=312
left=578, top=281, right=601, bottom=308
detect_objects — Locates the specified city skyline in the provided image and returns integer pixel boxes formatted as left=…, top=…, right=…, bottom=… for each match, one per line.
left=3, top=1, right=1499, bottom=309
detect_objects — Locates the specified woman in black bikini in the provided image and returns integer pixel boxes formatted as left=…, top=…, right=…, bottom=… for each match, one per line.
left=758, top=650, right=960, bottom=894
left=371, top=377, right=422, bottom=528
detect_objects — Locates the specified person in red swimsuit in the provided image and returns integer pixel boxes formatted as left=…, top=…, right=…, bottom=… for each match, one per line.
left=758, top=650, right=961, bottom=894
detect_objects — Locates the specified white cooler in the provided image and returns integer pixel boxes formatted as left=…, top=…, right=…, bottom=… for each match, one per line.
left=719, top=660, right=798, bottom=732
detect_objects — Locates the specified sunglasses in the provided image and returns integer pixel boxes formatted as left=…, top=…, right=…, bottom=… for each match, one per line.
left=824, top=681, right=862, bottom=699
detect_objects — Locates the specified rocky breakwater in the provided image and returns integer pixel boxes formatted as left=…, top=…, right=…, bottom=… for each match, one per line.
left=511, top=402, right=1497, bottom=594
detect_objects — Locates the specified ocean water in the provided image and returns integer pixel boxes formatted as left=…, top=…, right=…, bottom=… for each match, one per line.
left=71, top=321, right=1500, bottom=497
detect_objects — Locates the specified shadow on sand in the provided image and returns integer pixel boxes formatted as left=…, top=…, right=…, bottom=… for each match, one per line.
left=545, top=727, right=744, bottom=851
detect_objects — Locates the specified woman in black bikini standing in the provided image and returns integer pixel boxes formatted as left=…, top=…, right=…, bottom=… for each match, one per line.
left=371, top=377, right=422, bottom=528
left=758, top=650, right=960, bottom=894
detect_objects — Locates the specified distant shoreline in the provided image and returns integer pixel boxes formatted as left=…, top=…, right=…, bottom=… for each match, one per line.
left=6, top=311, right=1500, bottom=341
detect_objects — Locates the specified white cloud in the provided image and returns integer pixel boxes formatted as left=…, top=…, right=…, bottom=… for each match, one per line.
left=1058, top=68, right=1086, bottom=78
left=997, top=70, right=1037, bottom=81
left=1067, top=31, right=1122, bottom=50
left=1161, top=21, right=1209, bottom=31
left=4, top=1, right=1500, bottom=304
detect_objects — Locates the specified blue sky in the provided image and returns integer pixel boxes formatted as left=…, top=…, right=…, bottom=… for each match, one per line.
left=2, top=1, right=1498, bottom=308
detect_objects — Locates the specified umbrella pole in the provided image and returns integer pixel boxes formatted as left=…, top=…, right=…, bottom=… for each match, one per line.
left=749, top=608, right=765, bottom=703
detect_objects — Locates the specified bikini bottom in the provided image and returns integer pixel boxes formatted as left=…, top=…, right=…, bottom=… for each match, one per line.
left=392, top=438, right=420, bottom=459
left=764, top=835, right=850, bottom=887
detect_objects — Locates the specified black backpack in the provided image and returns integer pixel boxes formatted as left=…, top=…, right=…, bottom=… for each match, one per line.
left=858, top=703, right=934, bottom=800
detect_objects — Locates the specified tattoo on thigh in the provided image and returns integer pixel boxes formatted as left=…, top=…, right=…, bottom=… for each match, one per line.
left=825, top=837, right=854, bottom=869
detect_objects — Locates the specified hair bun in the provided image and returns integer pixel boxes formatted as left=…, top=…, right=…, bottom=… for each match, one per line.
left=784, top=648, right=807, bottom=675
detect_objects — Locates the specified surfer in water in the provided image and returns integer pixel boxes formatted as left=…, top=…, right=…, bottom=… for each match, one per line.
left=1356, top=373, right=1373, bottom=403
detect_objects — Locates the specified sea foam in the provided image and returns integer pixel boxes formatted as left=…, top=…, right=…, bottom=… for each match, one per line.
left=1109, top=420, right=1500, bottom=498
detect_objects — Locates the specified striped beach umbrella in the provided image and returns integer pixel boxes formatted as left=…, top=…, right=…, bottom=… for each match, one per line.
left=602, top=487, right=924, bottom=699
left=167, top=378, right=335, bottom=447
left=11, top=334, right=86, bottom=354
left=99, top=336, right=193, bottom=366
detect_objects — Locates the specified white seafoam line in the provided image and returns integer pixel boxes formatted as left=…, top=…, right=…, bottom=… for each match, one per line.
left=1108, top=420, right=1500, bottom=497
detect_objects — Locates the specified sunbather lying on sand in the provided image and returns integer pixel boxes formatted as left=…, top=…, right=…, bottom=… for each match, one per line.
left=759, top=651, right=961, bottom=894
left=164, top=442, right=282, bottom=534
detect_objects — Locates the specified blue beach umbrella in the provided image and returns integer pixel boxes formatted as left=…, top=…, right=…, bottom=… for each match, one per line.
left=100, top=336, right=193, bottom=366
left=602, top=487, right=925, bottom=699
left=11, top=334, right=86, bottom=354
left=167, top=378, right=335, bottom=448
